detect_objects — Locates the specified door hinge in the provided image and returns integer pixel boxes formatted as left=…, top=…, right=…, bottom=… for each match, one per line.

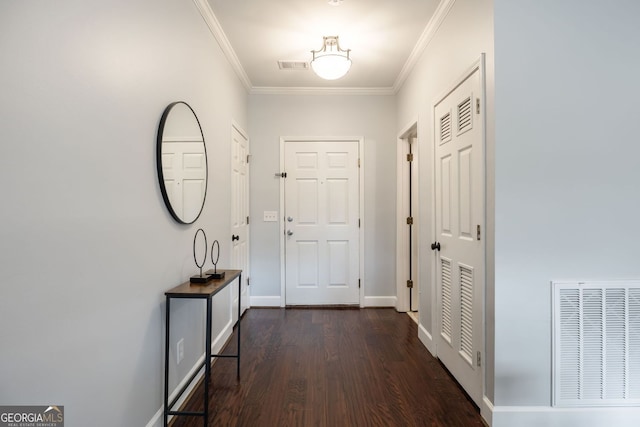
left=477, top=351, right=482, bottom=367
left=358, top=218, right=361, bottom=228
left=406, top=217, right=413, bottom=225
left=406, top=153, right=414, bottom=162
left=476, top=98, right=481, bottom=114
left=358, top=279, right=361, bottom=289
left=247, top=216, right=250, bottom=225
left=358, top=158, right=361, bottom=168
left=406, top=280, right=413, bottom=288
left=247, top=277, right=250, bottom=287
left=477, top=224, right=481, bottom=241
left=246, top=154, right=251, bottom=163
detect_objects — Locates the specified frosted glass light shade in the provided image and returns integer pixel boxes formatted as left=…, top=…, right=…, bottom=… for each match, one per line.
left=311, top=54, right=352, bottom=80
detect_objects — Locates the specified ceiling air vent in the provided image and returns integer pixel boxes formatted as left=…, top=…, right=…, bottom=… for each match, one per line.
left=277, top=60, right=310, bottom=71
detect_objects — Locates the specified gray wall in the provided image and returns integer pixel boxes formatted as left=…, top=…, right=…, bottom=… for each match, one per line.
left=248, top=94, right=397, bottom=304
left=0, top=0, right=247, bottom=425
left=494, top=0, right=640, bottom=412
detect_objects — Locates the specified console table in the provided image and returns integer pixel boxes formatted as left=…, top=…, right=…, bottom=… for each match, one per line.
left=163, top=269, right=241, bottom=427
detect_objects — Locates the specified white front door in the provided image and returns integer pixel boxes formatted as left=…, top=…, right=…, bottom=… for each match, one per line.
left=284, top=140, right=360, bottom=305
left=433, top=62, right=485, bottom=407
left=230, top=125, right=250, bottom=320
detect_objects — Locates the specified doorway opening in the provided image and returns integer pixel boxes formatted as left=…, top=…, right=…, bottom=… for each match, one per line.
left=396, top=123, right=419, bottom=317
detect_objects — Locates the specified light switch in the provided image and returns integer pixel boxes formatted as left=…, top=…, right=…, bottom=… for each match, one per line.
left=263, top=211, right=278, bottom=222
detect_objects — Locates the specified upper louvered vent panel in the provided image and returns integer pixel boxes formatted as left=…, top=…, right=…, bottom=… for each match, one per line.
left=278, top=60, right=310, bottom=70
left=440, top=258, right=452, bottom=344
left=457, top=96, right=472, bottom=134
left=459, top=265, right=474, bottom=365
left=439, top=112, right=452, bottom=145
left=553, top=281, right=640, bottom=407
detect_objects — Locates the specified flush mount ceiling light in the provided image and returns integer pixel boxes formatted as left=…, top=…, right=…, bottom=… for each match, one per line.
left=327, top=0, right=344, bottom=5
left=310, top=36, right=351, bottom=80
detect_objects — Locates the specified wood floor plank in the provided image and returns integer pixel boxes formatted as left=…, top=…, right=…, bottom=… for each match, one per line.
left=171, top=308, right=485, bottom=427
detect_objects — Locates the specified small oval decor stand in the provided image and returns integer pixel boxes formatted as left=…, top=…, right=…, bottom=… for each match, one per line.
left=190, top=229, right=213, bottom=284
left=205, top=240, right=225, bottom=279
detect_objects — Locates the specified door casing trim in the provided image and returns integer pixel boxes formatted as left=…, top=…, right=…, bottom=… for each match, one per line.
left=396, top=121, right=420, bottom=313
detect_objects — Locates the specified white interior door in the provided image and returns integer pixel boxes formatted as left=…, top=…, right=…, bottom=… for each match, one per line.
left=433, top=63, right=484, bottom=407
left=230, top=125, right=250, bottom=320
left=284, top=140, right=360, bottom=305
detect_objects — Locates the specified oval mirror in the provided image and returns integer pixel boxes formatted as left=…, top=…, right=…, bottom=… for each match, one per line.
left=156, top=102, right=208, bottom=224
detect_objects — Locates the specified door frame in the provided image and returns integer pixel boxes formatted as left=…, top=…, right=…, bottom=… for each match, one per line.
left=431, top=54, right=487, bottom=405
left=279, top=136, right=365, bottom=308
left=396, top=122, right=420, bottom=313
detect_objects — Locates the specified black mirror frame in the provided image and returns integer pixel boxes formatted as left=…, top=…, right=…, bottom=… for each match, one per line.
left=156, top=101, right=208, bottom=225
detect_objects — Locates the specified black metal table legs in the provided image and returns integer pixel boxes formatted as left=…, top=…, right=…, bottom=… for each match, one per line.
left=163, top=273, right=242, bottom=427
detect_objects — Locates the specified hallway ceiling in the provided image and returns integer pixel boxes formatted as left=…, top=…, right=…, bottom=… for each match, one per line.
left=206, top=0, right=441, bottom=92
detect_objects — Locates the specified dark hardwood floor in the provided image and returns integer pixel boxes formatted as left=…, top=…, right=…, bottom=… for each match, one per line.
left=172, top=308, right=485, bottom=427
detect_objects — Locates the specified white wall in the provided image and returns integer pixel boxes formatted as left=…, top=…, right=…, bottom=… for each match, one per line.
left=492, top=1, right=640, bottom=425
left=248, top=94, right=397, bottom=305
left=395, top=0, right=495, bottom=407
left=0, top=0, right=247, bottom=426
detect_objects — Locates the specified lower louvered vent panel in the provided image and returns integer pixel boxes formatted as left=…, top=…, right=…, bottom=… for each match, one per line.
left=440, top=258, right=452, bottom=345
left=553, top=281, right=640, bottom=407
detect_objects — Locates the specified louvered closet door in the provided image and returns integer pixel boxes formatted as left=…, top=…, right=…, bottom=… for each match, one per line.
left=434, top=64, right=484, bottom=407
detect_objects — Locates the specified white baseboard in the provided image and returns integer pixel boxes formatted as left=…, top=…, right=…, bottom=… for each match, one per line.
left=146, top=319, right=233, bottom=427
left=417, top=322, right=435, bottom=356
left=249, top=295, right=281, bottom=307
left=482, top=396, right=494, bottom=426
left=249, top=296, right=397, bottom=308
left=363, top=296, right=397, bottom=307
left=490, top=405, right=640, bottom=427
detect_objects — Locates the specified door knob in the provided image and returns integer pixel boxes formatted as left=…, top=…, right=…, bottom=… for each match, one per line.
left=287, top=230, right=294, bottom=236
left=431, top=242, right=440, bottom=251
left=232, top=234, right=239, bottom=241
left=287, top=216, right=294, bottom=222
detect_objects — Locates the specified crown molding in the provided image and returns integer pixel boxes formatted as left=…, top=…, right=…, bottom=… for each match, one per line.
left=194, top=0, right=454, bottom=96
left=393, top=0, right=456, bottom=93
left=250, top=86, right=396, bottom=96
left=193, top=0, right=252, bottom=92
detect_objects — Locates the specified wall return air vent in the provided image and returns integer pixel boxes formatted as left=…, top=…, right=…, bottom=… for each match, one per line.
left=553, top=280, right=640, bottom=407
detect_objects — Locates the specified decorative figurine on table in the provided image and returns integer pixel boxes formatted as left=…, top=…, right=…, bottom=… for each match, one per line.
left=205, top=240, right=225, bottom=279
left=190, top=228, right=213, bottom=283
